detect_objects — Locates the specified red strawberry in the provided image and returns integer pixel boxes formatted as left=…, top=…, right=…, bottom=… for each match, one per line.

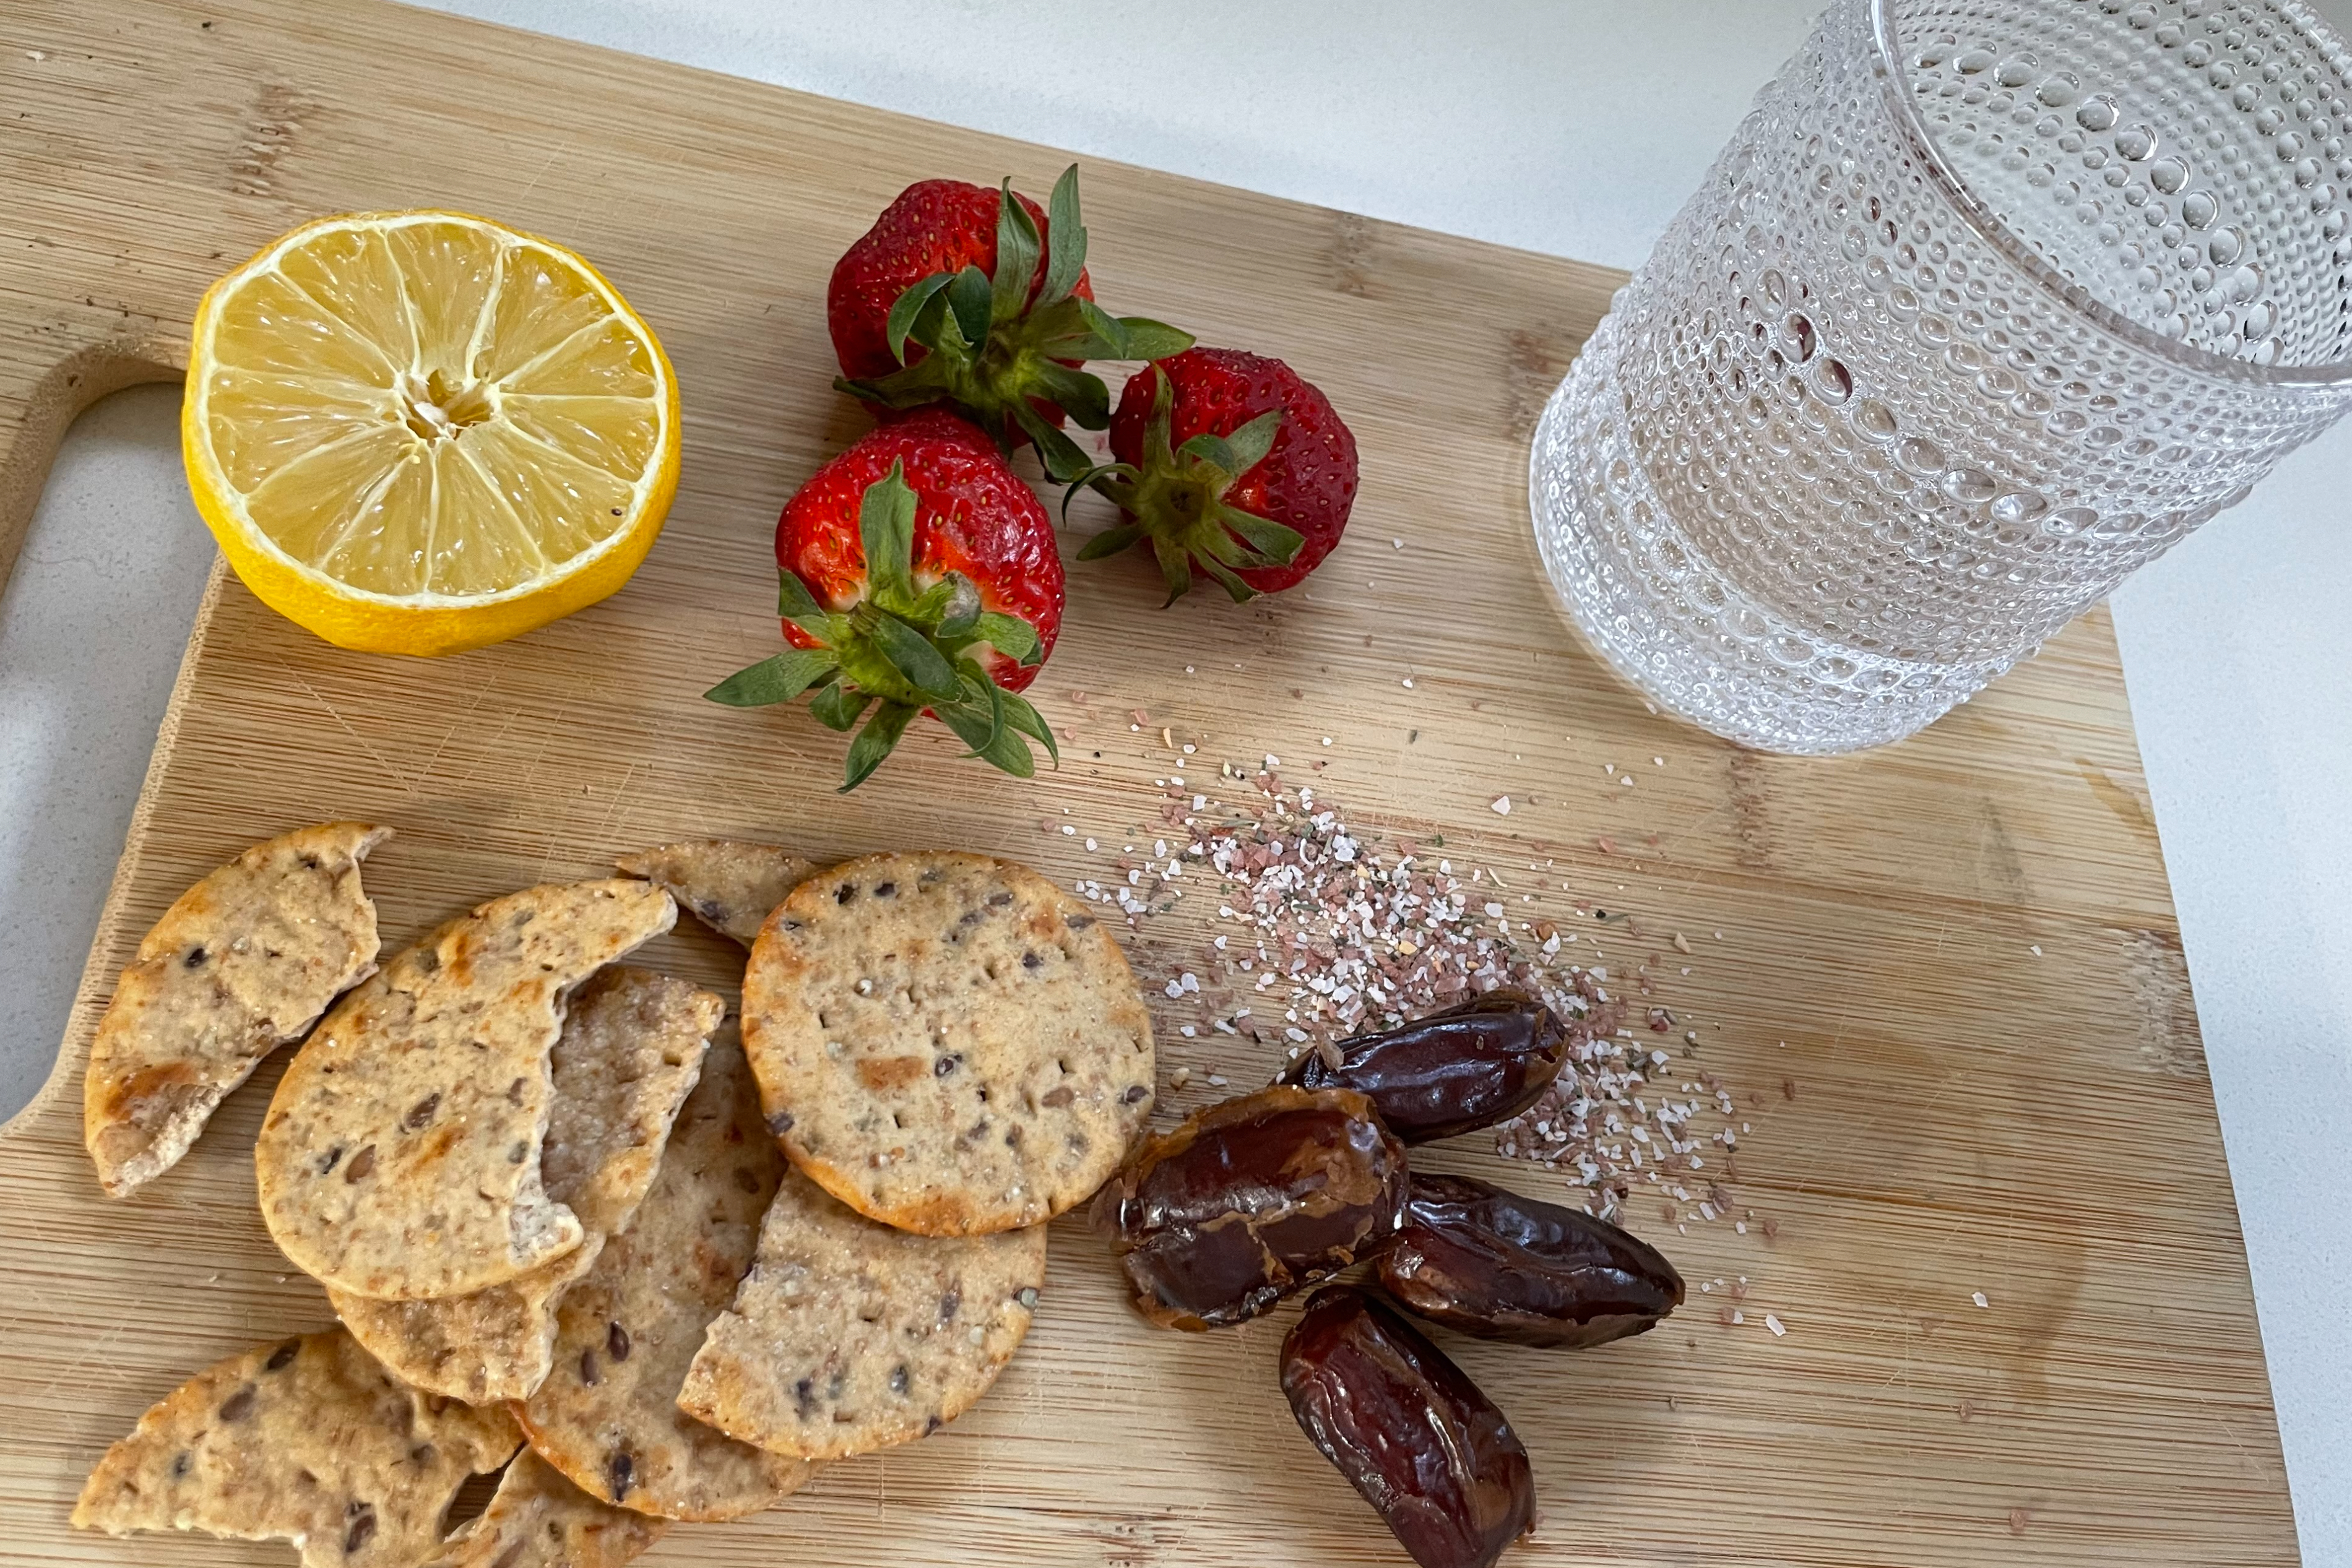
left=1078, top=348, right=1359, bottom=602
left=829, top=181, right=1090, bottom=381
left=828, top=166, right=1192, bottom=482
left=707, top=410, right=1064, bottom=790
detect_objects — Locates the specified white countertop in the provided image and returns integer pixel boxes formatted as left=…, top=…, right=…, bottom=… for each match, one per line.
left=4, top=0, right=2347, bottom=1556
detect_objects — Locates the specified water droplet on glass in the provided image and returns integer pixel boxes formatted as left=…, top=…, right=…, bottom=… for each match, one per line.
left=2149, top=157, right=2188, bottom=194
left=2075, top=93, right=2120, bottom=132
left=1989, top=492, right=2049, bottom=526
left=1942, top=467, right=1998, bottom=504
left=2180, top=189, right=2218, bottom=229
left=1852, top=398, right=1899, bottom=439
left=1955, top=46, right=1996, bottom=74
left=2114, top=124, right=2157, bottom=162
left=1896, top=436, right=1947, bottom=474
left=2207, top=226, right=2244, bottom=265
left=1995, top=55, right=2038, bottom=88
left=2044, top=507, right=2098, bottom=537
left=2036, top=71, right=2081, bottom=108
left=1784, top=313, right=1817, bottom=360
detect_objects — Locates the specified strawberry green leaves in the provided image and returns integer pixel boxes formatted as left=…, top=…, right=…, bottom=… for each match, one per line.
left=706, top=463, right=1056, bottom=791
left=836, top=165, right=1193, bottom=483
left=1068, top=372, right=1304, bottom=604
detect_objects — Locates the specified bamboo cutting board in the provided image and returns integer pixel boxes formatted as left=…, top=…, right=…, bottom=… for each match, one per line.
left=0, top=2, right=2298, bottom=1565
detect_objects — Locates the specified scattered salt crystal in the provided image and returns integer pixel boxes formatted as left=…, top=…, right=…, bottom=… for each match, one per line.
left=1179, top=1025, right=1196, bottom=1038
left=1490, top=795, right=1512, bottom=815
left=1765, top=1314, right=1786, bottom=1337
left=1401, top=678, right=1414, bottom=689
left=1972, top=1291, right=1990, bottom=1308
left=1061, top=825, right=1075, bottom=835
left=1206, top=1074, right=1228, bottom=1087
left=1085, top=838, right=1097, bottom=851
left=2028, top=944, right=2043, bottom=957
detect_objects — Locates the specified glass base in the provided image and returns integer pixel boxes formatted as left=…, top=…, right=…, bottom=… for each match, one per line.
left=1528, top=315, right=2025, bottom=756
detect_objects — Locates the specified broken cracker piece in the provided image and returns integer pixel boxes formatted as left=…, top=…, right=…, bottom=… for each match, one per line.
left=616, top=839, right=817, bottom=947
left=256, top=879, right=675, bottom=1300
left=333, top=968, right=720, bottom=1401
left=418, top=1449, right=666, bottom=1568
left=85, top=822, right=390, bottom=1198
left=517, top=1028, right=808, bottom=1521
left=72, top=1328, right=518, bottom=1568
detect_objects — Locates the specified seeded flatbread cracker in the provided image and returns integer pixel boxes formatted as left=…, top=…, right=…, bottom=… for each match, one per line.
left=332, top=968, right=720, bottom=1401
left=256, top=879, right=677, bottom=1301
left=517, top=1030, right=808, bottom=1522
left=677, top=1166, right=1045, bottom=1462
left=742, top=851, right=1154, bottom=1236
left=84, top=822, right=391, bottom=1199
left=71, top=1328, right=519, bottom=1568
left=616, top=839, right=818, bottom=947
left=419, top=1449, right=667, bottom=1568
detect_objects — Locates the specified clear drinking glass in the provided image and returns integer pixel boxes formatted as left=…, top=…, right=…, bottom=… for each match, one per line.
left=1530, top=0, right=2352, bottom=753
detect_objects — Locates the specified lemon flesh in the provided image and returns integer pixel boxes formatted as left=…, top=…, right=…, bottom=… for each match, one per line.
left=184, top=211, right=680, bottom=655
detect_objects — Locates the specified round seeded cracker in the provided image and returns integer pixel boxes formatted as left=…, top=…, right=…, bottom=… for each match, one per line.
left=742, top=851, right=1154, bottom=1236
left=676, top=1166, right=1045, bottom=1462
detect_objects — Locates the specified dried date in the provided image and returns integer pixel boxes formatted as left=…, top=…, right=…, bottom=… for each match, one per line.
left=1093, top=1085, right=1407, bottom=1330
left=1276, top=989, right=1568, bottom=1143
left=1281, top=1285, right=1534, bottom=1568
left=1378, top=1171, right=1683, bottom=1348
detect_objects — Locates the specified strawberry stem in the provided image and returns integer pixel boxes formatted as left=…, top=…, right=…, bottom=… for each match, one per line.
left=1068, top=373, right=1304, bottom=604
left=704, top=462, right=1056, bottom=790
left=834, top=166, right=1195, bottom=483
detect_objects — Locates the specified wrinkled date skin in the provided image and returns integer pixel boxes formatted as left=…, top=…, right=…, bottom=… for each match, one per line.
left=1093, top=1085, right=1407, bottom=1330
left=1276, top=989, right=1569, bottom=1143
left=1379, top=1171, right=1685, bottom=1348
left=1281, top=1285, right=1535, bottom=1568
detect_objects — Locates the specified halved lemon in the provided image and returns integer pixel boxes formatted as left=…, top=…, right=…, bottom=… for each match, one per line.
left=183, top=210, right=680, bottom=656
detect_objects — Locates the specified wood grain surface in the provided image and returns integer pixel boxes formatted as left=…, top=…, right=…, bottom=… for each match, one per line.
left=0, top=1, right=2298, bottom=1564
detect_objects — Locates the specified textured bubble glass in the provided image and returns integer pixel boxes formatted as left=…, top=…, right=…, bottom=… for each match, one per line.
left=1530, top=0, right=2352, bottom=752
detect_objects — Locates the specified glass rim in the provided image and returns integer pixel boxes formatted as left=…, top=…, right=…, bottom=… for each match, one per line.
left=1867, top=0, right=2352, bottom=389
